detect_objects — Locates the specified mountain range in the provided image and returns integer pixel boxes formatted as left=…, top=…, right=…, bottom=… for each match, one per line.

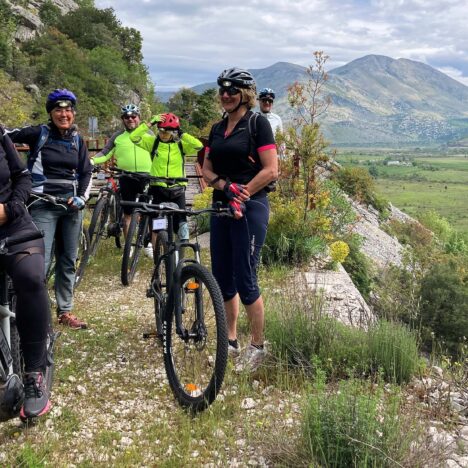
left=158, top=55, right=468, bottom=146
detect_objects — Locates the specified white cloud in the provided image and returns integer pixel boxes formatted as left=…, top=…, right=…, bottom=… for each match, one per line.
left=95, top=0, right=468, bottom=90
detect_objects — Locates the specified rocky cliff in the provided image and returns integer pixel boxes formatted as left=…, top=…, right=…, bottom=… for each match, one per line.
left=6, top=0, right=79, bottom=42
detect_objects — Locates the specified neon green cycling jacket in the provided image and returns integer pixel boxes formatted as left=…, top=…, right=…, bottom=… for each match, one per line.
left=93, top=130, right=152, bottom=172
left=130, top=122, right=203, bottom=187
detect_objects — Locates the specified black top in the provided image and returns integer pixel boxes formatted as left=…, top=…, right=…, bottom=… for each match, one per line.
left=0, top=127, right=34, bottom=237
left=7, top=123, right=92, bottom=198
left=207, top=111, right=275, bottom=202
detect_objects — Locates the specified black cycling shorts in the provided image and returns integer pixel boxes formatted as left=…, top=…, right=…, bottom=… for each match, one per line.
left=119, top=175, right=148, bottom=215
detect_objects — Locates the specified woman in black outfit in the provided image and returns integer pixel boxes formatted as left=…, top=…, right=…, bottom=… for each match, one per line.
left=202, top=68, right=278, bottom=372
left=0, top=127, right=51, bottom=420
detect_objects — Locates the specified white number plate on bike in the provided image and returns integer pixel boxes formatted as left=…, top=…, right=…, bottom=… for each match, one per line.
left=152, top=217, right=168, bottom=231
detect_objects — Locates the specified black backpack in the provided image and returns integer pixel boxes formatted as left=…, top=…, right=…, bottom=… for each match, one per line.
left=150, top=137, right=185, bottom=160
left=246, top=112, right=276, bottom=193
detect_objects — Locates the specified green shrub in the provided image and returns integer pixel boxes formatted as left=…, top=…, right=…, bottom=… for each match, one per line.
left=342, top=234, right=374, bottom=300
left=420, top=262, right=468, bottom=355
left=302, top=377, right=420, bottom=467
left=333, top=166, right=389, bottom=213
left=192, top=187, right=213, bottom=234
left=266, top=295, right=420, bottom=383
left=368, top=321, right=421, bottom=384
left=263, top=193, right=326, bottom=265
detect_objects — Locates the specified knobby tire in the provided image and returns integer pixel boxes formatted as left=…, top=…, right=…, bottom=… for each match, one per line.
left=88, top=196, right=110, bottom=257
left=121, top=212, right=149, bottom=286
left=163, top=263, right=228, bottom=413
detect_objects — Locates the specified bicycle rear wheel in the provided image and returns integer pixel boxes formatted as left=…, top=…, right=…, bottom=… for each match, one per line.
left=74, top=227, right=90, bottom=288
left=110, top=195, right=122, bottom=249
left=163, top=263, right=228, bottom=412
left=88, top=196, right=110, bottom=257
left=121, top=212, right=149, bottom=286
left=153, top=230, right=169, bottom=337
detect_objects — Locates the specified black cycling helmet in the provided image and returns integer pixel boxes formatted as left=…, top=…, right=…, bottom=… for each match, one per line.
left=217, top=67, right=256, bottom=89
left=259, top=87, right=275, bottom=100
left=46, top=88, right=77, bottom=113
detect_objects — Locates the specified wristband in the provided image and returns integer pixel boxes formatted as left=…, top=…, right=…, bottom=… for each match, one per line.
left=209, top=175, right=222, bottom=187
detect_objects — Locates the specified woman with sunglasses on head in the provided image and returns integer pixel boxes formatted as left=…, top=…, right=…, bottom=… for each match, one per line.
left=92, top=104, right=153, bottom=239
left=130, top=112, right=203, bottom=242
left=7, top=89, right=92, bottom=330
left=202, top=68, right=278, bottom=372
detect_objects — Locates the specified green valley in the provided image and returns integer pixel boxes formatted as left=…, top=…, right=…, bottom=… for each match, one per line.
left=336, top=150, right=468, bottom=233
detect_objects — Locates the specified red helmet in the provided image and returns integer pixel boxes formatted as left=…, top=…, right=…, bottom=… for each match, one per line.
left=158, top=113, right=180, bottom=130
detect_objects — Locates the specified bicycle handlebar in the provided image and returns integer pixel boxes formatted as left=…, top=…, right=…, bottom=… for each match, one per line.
left=120, top=200, right=232, bottom=217
left=108, top=167, right=188, bottom=184
left=28, top=193, right=69, bottom=206
left=0, top=230, right=44, bottom=254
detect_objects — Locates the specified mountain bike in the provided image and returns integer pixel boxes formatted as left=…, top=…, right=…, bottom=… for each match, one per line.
left=121, top=199, right=231, bottom=412
left=27, top=193, right=90, bottom=288
left=88, top=168, right=123, bottom=257
left=0, top=230, right=60, bottom=422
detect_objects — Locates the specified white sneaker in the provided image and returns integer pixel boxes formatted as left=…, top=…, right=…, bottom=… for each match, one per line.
left=235, top=343, right=267, bottom=373
left=228, top=343, right=241, bottom=359
left=144, top=243, right=153, bottom=259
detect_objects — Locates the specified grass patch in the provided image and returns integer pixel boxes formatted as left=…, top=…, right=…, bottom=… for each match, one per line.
left=266, top=292, right=421, bottom=384
left=301, top=377, right=422, bottom=467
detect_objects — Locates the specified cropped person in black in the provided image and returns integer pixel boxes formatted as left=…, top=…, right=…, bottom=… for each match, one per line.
left=0, top=127, right=51, bottom=419
left=202, top=67, right=278, bottom=372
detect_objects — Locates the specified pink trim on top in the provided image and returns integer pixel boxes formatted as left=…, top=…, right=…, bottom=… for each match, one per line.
left=205, top=146, right=210, bottom=154
left=257, top=144, right=276, bottom=153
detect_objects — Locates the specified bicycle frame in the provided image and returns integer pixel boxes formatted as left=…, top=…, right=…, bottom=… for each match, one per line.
left=0, top=272, right=14, bottom=376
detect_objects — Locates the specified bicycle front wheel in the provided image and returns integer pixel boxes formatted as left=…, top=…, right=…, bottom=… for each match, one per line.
left=163, top=263, right=228, bottom=412
left=121, top=212, right=149, bottom=286
left=88, top=196, right=110, bottom=257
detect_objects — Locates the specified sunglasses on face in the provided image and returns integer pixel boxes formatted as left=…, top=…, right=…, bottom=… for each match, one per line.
left=218, top=86, right=241, bottom=96
left=158, top=128, right=177, bottom=135
left=260, top=98, right=273, bottom=104
left=122, top=114, right=138, bottom=120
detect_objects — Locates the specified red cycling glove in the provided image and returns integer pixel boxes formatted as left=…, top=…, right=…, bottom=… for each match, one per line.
left=228, top=200, right=246, bottom=219
left=223, top=180, right=245, bottom=201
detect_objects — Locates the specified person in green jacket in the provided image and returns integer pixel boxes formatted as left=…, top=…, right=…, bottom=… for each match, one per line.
left=130, top=112, right=203, bottom=241
left=92, top=104, right=153, bottom=238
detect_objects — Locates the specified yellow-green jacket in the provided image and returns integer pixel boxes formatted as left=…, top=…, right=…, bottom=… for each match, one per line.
left=130, top=123, right=203, bottom=187
left=93, top=129, right=153, bottom=172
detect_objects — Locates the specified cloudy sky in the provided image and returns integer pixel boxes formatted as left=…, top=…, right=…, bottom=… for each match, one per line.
left=95, top=0, right=468, bottom=91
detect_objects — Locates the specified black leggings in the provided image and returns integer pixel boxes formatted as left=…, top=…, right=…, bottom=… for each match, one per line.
left=1, top=236, right=49, bottom=372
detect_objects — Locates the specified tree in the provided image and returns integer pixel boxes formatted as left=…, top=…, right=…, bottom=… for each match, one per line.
left=168, top=88, right=198, bottom=122
left=191, top=88, right=219, bottom=132
left=276, top=51, right=331, bottom=221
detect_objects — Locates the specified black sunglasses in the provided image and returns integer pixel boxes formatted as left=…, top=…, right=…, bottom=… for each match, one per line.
left=218, top=86, right=241, bottom=96
left=122, top=114, right=138, bottom=120
left=260, top=98, right=273, bottom=104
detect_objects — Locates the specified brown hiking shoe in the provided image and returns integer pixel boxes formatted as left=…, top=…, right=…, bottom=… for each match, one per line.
left=58, top=312, right=87, bottom=329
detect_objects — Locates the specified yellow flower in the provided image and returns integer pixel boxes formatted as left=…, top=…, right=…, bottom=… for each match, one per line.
left=329, top=241, right=350, bottom=263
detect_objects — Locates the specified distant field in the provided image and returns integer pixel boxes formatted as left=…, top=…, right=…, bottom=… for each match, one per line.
left=336, top=152, right=468, bottom=234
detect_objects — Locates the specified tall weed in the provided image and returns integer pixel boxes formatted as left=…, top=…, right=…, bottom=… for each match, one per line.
left=301, top=377, right=422, bottom=467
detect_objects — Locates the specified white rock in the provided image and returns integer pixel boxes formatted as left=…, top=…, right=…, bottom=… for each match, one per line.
left=236, top=439, right=246, bottom=447
left=241, top=398, right=256, bottom=410
left=68, top=375, right=76, bottom=383
left=76, top=385, right=87, bottom=395
left=120, top=436, right=133, bottom=447
left=213, top=429, right=225, bottom=439
left=431, top=366, right=444, bottom=378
